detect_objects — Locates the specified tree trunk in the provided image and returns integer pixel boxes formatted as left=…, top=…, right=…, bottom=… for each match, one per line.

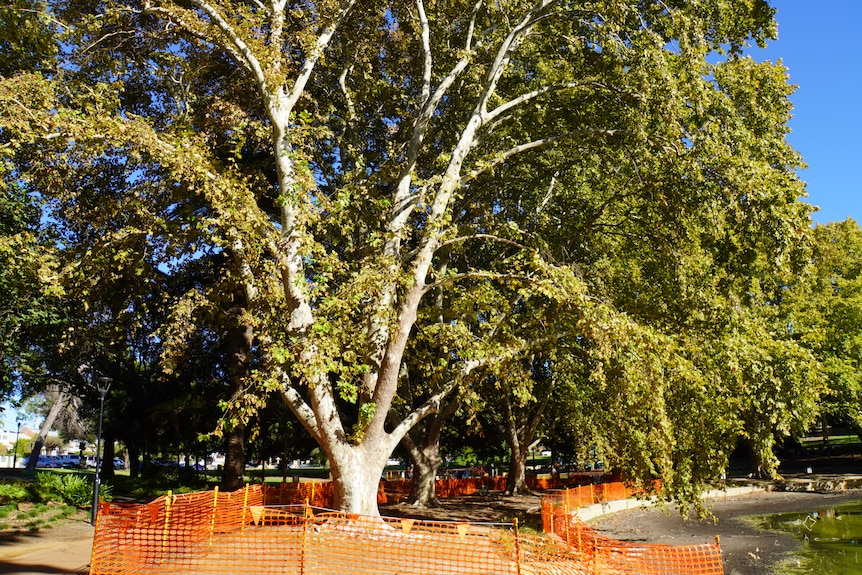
left=222, top=293, right=252, bottom=491
left=498, top=365, right=554, bottom=495
left=408, top=451, right=442, bottom=507
left=506, top=449, right=530, bottom=495
left=499, top=397, right=541, bottom=496
left=223, top=427, right=245, bottom=490
left=100, top=430, right=116, bottom=479
left=25, top=390, right=69, bottom=470
left=400, top=397, right=460, bottom=508
left=746, top=438, right=767, bottom=479
left=328, top=443, right=390, bottom=516
left=128, top=443, right=141, bottom=478
left=503, top=410, right=531, bottom=496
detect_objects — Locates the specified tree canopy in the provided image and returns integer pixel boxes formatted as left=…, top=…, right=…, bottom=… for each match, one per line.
left=784, top=219, right=862, bottom=436
left=0, top=0, right=821, bottom=515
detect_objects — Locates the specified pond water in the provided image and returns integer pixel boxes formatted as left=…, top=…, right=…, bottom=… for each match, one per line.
left=754, top=499, right=862, bottom=574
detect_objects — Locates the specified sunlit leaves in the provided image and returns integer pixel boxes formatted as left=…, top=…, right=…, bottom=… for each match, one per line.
left=784, top=220, right=862, bottom=434
left=0, top=0, right=819, bottom=511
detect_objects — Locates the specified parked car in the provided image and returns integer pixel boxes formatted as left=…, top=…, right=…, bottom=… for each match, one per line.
left=113, top=458, right=125, bottom=469
left=23, top=455, right=61, bottom=468
left=58, top=455, right=83, bottom=468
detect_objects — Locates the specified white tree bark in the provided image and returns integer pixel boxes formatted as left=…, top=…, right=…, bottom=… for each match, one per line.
left=25, top=390, right=70, bottom=470
left=140, top=0, right=565, bottom=516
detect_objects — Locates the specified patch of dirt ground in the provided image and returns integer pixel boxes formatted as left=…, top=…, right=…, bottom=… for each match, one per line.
left=382, top=493, right=545, bottom=530
left=587, top=489, right=862, bottom=575
left=0, top=505, right=92, bottom=556
left=382, top=487, right=862, bottom=575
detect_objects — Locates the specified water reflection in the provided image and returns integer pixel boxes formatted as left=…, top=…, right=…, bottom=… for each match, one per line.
left=754, top=499, right=862, bottom=574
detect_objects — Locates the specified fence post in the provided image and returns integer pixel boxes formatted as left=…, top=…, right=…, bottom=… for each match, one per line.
left=209, top=486, right=219, bottom=547
left=161, top=491, right=173, bottom=564
left=513, top=517, right=522, bottom=575
left=564, top=489, right=571, bottom=548
left=241, top=485, right=249, bottom=531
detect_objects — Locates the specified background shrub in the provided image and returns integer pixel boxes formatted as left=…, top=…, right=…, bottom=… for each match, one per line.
left=31, top=472, right=113, bottom=507
left=0, top=482, right=29, bottom=504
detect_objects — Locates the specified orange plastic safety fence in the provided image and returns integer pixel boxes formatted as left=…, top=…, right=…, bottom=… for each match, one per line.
left=90, top=484, right=722, bottom=575
left=90, top=487, right=589, bottom=575
left=380, top=476, right=510, bottom=502
left=540, top=489, right=724, bottom=575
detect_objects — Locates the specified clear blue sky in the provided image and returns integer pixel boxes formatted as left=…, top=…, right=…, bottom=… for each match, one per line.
left=750, top=0, right=862, bottom=225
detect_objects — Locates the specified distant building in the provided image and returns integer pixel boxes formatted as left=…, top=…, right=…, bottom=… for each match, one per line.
left=1, top=426, right=35, bottom=451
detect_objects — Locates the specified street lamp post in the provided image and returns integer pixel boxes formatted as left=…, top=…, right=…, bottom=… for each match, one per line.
left=91, top=376, right=112, bottom=525
left=11, top=421, right=21, bottom=470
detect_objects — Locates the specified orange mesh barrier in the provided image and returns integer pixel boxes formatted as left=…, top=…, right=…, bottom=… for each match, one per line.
left=537, top=480, right=661, bottom=509
left=381, top=476, right=510, bottom=502
left=91, top=491, right=581, bottom=575
left=541, top=488, right=724, bottom=575
left=91, top=485, right=723, bottom=575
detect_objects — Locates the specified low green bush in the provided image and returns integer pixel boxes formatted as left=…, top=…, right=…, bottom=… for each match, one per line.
left=0, top=503, right=16, bottom=518
left=31, top=472, right=113, bottom=507
left=30, top=473, right=62, bottom=503
left=0, top=482, right=29, bottom=504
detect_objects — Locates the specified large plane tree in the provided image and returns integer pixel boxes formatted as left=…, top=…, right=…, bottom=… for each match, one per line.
left=1, top=0, right=815, bottom=515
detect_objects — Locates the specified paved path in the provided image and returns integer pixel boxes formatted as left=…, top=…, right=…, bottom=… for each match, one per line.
left=0, top=520, right=93, bottom=574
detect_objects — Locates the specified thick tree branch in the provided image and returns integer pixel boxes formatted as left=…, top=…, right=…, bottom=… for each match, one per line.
left=437, top=233, right=531, bottom=252
left=463, top=0, right=482, bottom=52
left=187, top=0, right=268, bottom=89
left=478, top=0, right=556, bottom=121
left=373, top=0, right=580, bottom=413
left=360, top=0, right=482, bottom=396
left=279, top=385, right=322, bottom=443
left=485, top=81, right=584, bottom=122
left=416, top=0, right=432, bottom=107
left=460, top=135, right=566, bottom=186
left=268, top=0, right=286, bottom=76
left=283, top=0, right=357, bottom=108
left=387, top=359, right=481, bottom=441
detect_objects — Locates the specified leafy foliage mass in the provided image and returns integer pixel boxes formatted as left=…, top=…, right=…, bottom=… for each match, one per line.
left=0, top=0, right=846, bottom=515
left=31, top=472, right=113, bottom=507
left=0, top=481, right=29, bottom=504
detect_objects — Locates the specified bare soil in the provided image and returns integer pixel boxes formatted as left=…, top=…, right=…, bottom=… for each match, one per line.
left=381, top=489, right=862, bottom=575
left=381, top=493, right=545, bottom=530
left=588, top=489, right=862, bottom=575
left=0, top=502, right=87, bottom=535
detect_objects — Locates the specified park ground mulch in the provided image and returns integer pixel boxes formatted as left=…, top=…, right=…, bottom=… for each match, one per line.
left=588, top=489, right=862, bottom=575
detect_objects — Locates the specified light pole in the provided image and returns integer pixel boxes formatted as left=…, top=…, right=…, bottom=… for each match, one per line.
left=11, top=420, right=21, bottom=470
left=91, top=376, right=112, bottom=525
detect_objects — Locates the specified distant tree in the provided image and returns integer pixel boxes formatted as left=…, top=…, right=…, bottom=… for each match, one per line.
left=784, top=219, right=862, bottom=438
